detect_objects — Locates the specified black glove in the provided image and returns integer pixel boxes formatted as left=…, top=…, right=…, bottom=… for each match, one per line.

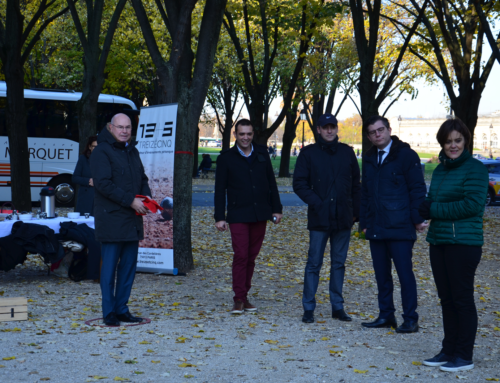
left=418, top=200, right=432, bottom=220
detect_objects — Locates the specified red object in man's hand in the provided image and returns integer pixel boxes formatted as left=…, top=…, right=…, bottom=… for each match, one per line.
left=135, top=195, right=163, bottom=216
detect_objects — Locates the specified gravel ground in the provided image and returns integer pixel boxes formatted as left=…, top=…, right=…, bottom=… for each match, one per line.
left=1, top=207, right=499, bottom=383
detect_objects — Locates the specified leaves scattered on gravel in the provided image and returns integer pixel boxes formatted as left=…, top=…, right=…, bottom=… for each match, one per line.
left=0, top=207, right=499, bottom=382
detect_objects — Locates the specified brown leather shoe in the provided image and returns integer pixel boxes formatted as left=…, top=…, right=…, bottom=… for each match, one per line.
left=244, top=300, right=257, bottom=312
left=231, top=300, right=244, bottom=314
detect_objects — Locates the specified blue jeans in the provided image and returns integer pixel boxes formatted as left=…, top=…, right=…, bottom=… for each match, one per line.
left=100, top=241, right=139, bottom=318
left=303, top=229, right=351, bottom=312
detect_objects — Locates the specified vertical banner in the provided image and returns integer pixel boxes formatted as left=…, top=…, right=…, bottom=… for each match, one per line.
left=135, top=104, right=178, bottom=275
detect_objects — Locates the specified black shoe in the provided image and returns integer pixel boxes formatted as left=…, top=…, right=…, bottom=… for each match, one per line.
left=332, top=309, right=352, bottom=321
left=361, top=317, right=397, bottom=328
left=116, top=312, right=143, bottom=323
left=302, top=310, right=314, bottom=323
left=103, top=312, right=120, bottom=326
left=396, top=321, right=419, bottom=333
left=423, top=352, right=454, bottom=367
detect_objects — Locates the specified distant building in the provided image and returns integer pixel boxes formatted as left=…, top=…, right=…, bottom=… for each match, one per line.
left=389, top=111, right=500, bottom=154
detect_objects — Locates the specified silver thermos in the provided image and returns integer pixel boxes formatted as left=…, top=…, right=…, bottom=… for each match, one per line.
left=40, top=186, right=56, bottom=218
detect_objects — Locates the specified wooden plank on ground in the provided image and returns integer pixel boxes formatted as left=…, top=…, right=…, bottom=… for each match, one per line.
left=0, top=297, right=28, bottom=322
left=0, top=312, right=28, bottom=322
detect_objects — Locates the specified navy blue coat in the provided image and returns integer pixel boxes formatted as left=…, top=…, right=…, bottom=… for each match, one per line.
left=72, top=154, right=95, bottom=215
left=293, top=138, right=361, bottom=231
left=359, top=136, right=426, bottom=241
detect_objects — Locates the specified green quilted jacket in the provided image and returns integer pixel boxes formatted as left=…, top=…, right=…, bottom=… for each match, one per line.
left=426, top=149, right=488, bottom=246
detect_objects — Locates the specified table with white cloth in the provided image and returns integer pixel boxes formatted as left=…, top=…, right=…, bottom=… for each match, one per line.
left=0, top=216, right=95, bottom=238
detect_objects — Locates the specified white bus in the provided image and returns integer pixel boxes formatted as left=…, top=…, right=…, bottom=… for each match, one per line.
left=0, top=81, right=138, bottom=206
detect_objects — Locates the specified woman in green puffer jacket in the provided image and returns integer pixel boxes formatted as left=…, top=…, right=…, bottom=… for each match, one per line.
left=418, top=118, right=488, bottom=373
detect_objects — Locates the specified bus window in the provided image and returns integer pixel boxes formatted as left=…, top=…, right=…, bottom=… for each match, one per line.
left=0, top=98, right=136, bottom=142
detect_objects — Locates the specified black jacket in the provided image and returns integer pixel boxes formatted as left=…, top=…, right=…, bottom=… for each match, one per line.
left=0, top=235, right=27, bottom=272
left=214, top=143, right=282, bottom=223
left=57, top=222, right=101, bottom=280
left=72, top=154, right=95, bottom=215
left=90, top=128, right=151, bottom=242
left=293, top=138, right=361, bottom=231
left=11, top=221, right=64, bottom=264
left=198, top=156, right=213, bottom=170
left=359, top=136, right=427, bottom=241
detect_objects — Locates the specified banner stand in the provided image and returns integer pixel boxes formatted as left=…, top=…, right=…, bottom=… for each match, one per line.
left=135, top=103, right=178, bottom=275
left=136, top=267, right=178, bottom=275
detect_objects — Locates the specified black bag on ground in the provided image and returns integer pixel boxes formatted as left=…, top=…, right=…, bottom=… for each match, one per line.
left=68, top=253, right=87, bottom=282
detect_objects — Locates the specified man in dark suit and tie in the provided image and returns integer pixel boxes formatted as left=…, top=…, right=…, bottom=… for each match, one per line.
left=359, top=116, right=427, bottom=333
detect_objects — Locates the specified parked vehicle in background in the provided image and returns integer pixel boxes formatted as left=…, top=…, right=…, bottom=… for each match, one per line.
left=482, top=160, right=500, bottom=206
left=207, top=140, right=221, bottom=147
left=0, top=81, right=138, bottom=206
left=199, top=137, right=221, bottom=147
left=473, top=153, right=490, bottom=160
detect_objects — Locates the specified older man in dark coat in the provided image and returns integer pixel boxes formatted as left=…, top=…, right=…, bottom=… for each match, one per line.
left=90, top=113, right=151, bottom=326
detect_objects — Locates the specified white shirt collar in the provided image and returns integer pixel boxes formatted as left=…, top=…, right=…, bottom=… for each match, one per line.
left=237, top=143, right=254, bottom=158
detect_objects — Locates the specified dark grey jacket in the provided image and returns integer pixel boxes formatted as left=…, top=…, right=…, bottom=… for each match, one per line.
left=72, top=154, right=95, bottom=215
left=90, top=128, right=151, bottom=242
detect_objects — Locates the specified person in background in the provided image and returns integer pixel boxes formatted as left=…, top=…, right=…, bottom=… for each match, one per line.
left=90, top=113, right=151, bottom=326
left=214, top=119, right=283, bottom=315
left=360, top=116, right=427, bottom=334
left=73, top=136, right=98, bottom=215
left=198, top=154, right=213, bottom=178
left=419, top=118, right=488, bottom=372
left=293, top=113, right=361, bottom=324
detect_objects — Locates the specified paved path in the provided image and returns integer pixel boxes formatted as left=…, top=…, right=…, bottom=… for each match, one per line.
left=192, top=191, right=304, bottom=207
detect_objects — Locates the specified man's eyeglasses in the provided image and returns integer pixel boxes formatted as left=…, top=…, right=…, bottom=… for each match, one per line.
left=367, top=126, right=386, bottom=136
left=111, top=124, right=132, bottom=131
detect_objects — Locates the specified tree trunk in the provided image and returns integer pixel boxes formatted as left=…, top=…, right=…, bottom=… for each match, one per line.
left=192, top=128, right=199, bottom=177
left=172, top=88, right=195, bottom=273
left=77, top=88, right=100, bottom=153
left=222, top=117, right=233, bottom=150
left=131, top=0, right=227, bottom=273
left=357, top=73, right=379, bottom=155
left=5, top=67, right=32, bottom=212
left=453, top=96, right=481, bottom=154
left=279, top=111, right=297, bottom=177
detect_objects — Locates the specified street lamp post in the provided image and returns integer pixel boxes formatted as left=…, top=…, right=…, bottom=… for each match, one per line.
left=490, top=123, right=493, bottom=158
left=300, top=109, right=307, bottom=148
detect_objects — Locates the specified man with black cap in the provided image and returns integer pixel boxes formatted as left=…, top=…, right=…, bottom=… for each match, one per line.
left=293, top=113, right=361, bottom=323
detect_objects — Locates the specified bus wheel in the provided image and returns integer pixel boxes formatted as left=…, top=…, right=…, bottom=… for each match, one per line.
left=48, top=176, right=75, bottom=207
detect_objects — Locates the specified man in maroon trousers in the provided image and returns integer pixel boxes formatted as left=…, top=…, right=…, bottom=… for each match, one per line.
left=214, top=119, right=283, bottom=314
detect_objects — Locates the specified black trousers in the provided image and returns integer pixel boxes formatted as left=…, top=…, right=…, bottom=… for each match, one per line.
left=430, top=244, right=482, bottom=361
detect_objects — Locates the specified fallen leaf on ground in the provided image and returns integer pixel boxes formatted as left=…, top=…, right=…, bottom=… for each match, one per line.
left=178, top=363, right=197, bottom=368
left=354, top=369, right=368, bottom=374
